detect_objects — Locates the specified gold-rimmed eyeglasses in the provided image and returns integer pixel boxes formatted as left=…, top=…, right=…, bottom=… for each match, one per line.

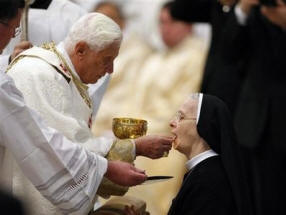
left=0, top=20, right=21, bottom=37
left=173, top=111, right=196, bottom=123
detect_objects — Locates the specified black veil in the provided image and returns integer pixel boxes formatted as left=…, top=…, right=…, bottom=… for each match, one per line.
left=197, top=94, right=253, bottom=215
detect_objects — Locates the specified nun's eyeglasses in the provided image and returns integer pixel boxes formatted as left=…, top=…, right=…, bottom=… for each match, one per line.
left=174, top=111, right=196, bottom=123
left=0, top=20, right=22, bottom=37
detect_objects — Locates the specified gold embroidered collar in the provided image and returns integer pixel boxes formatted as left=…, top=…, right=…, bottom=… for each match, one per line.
left=42, top=42, right=92, bottom=109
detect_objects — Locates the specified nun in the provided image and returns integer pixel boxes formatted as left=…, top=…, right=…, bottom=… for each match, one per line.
left=168, top=93, right=253, bottom=215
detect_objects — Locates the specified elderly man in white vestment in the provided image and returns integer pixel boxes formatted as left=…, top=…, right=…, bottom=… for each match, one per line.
left=0, top=0, right=110, bottom=120
left=6, top=12, right=172, bottom=215
left=0, top=1, right=150, bottom=214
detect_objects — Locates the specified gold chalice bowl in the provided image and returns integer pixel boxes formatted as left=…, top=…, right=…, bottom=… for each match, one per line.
left=112, top=117, right=148, bottom=139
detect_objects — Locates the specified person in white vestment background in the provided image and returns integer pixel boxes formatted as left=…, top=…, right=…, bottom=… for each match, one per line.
left=93, top=1, right=207, bottom=214
left=0, top=1, right=151, bottom=214
left=6, top=12, right=173, bottom=215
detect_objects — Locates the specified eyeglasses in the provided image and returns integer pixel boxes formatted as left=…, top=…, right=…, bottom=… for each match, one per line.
left=0, top=20, right=22, bottom=37
left=173, top=111, right=196, bottom=123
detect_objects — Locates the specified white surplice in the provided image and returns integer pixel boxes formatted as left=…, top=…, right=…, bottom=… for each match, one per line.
left=0, top=72, right=107, bottom=214
left=6, top=43, right=115, bottom=215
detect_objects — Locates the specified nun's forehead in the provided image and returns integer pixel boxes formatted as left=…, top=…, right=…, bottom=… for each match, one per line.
left=181, top=97, right=199, bottom=117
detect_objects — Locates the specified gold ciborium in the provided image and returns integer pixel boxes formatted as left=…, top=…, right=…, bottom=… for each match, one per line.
left=112, top=117, right=148, bottom=139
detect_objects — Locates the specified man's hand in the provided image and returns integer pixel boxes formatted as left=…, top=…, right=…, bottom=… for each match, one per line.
left=10, top=41, right=32, bottom=62
left=135, top=135, right=173, bottom=159
left=261, top=0, right=286, bottom=29
left=105, top=161, right=147, bottom=186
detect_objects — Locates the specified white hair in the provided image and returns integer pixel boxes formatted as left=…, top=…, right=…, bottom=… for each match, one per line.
left=64, top=12, right=122, bottom=52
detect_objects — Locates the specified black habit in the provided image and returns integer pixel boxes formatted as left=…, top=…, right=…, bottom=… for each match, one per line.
left=168, top=94, right=253, bottom=215
left=221, top=6, right=286, bottom=215
left=168, top=156, right=237, bottom=215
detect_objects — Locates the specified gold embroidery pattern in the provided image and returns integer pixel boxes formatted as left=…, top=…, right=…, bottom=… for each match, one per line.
left=42, top=42, right=92, bottom=109
left=6, top=42, right=92, bottom=109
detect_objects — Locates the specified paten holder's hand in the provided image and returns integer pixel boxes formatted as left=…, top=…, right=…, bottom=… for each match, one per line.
left=105, top=160, right=147, bottom=187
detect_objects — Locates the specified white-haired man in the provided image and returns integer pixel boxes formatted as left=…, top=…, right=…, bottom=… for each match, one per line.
left=0, top=1, right=149, bottom=215
left=0, top=0, right=109, bottom=121
left=6, top=12, right=172, bottom=215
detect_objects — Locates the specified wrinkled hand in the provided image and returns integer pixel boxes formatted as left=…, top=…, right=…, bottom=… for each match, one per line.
left=135, top=135, right=173, bottom=159
left=105, top=161, right=147, bottom=186
left=124, top=205, right=140, bottom=215
left=261, top=0, right=286, bottom=29
left=10, top=41, right=32, bottom=61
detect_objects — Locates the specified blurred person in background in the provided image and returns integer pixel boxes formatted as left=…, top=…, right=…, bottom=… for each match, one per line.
left=70, top=0, right=101, bottom=12
left=221, top=0, right=286, bottom=214
left=126, top=1, right=206, bottom=134
left=93, top=1, right=206, bottom=214
left=170, top=0, right=247, bottom=115
left=94, top=1, right=125, bottom=29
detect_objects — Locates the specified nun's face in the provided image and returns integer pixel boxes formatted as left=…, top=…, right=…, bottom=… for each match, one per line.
left=169, top=98, right=200, bottom=155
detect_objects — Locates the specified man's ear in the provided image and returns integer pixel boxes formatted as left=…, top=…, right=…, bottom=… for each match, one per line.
left=74, top=42, right=89, bottom=58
